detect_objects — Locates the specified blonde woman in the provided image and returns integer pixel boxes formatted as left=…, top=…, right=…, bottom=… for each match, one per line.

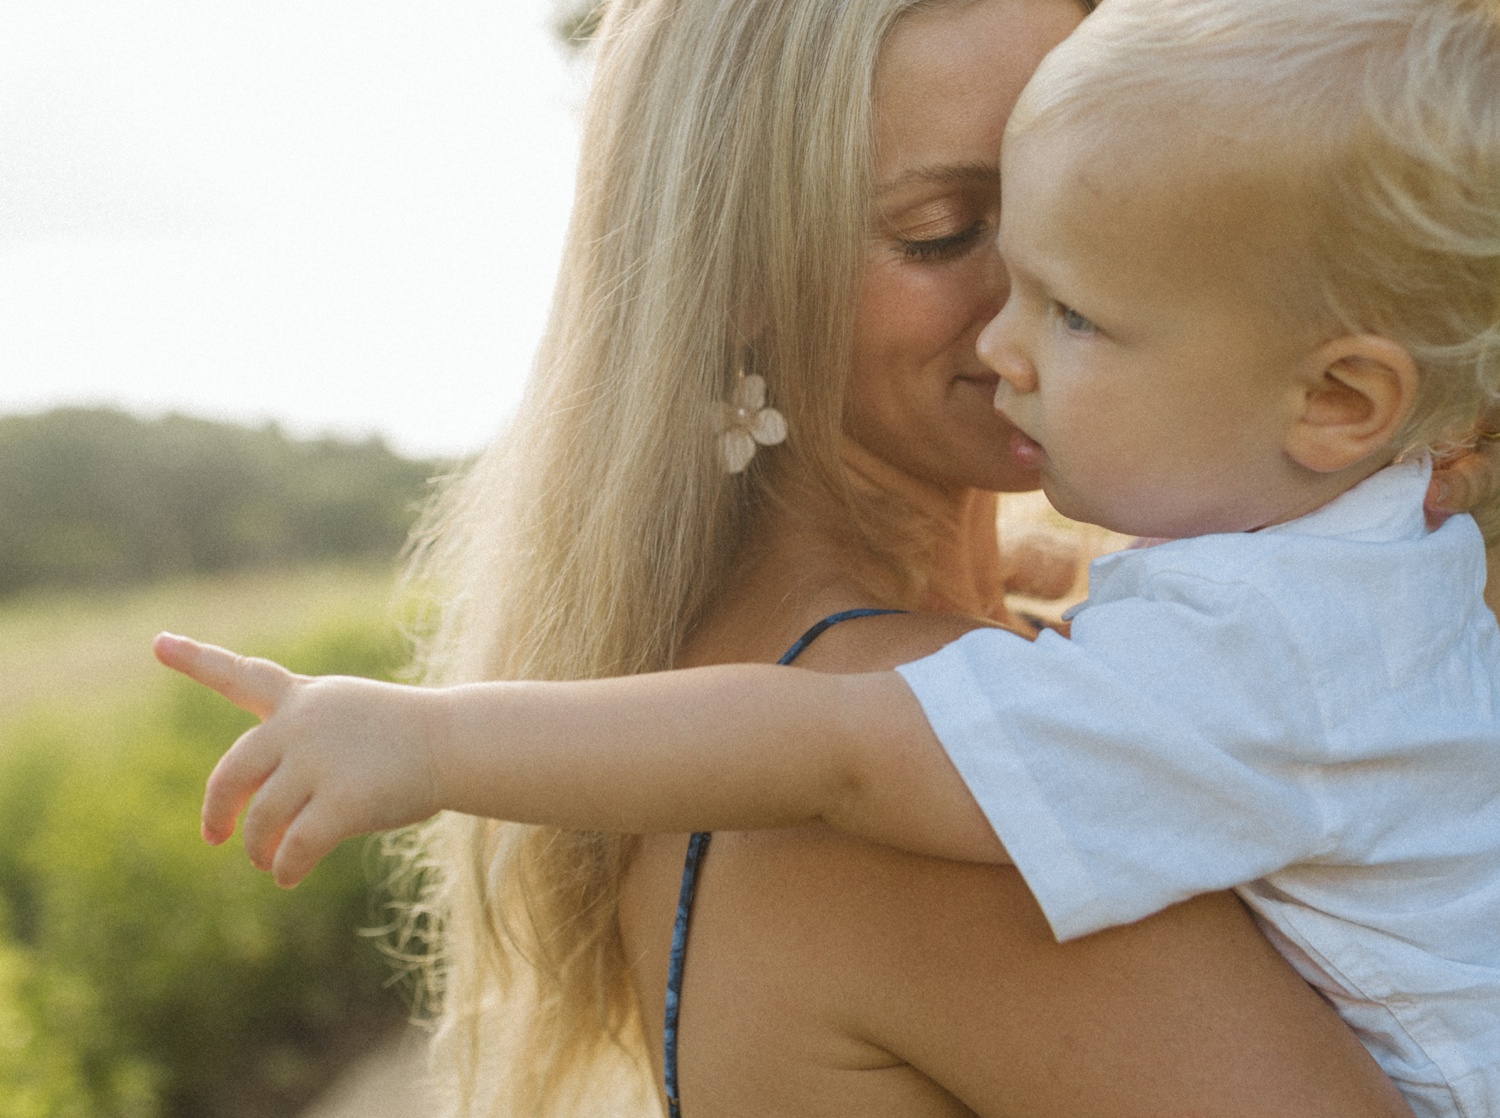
left=157, top=0, right=1500, bottom=1111
left=369, top=1, right=1429, bottom=1114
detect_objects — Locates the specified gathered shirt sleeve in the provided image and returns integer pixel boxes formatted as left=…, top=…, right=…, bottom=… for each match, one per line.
left=895, top=507, right=1500, bottom=943
left=899, top=577, right=1325, bottom=939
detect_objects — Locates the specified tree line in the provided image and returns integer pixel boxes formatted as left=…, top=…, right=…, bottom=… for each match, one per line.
left=0, top=408, right=447, bottom=598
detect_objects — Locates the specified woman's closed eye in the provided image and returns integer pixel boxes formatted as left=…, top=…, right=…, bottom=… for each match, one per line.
left=898, top=221, right=988, bottom=262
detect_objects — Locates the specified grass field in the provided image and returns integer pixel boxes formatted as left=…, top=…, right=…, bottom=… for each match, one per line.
left=0, top=502, right=1117, bottom=731
left=0, top=562, right=405, bottom=731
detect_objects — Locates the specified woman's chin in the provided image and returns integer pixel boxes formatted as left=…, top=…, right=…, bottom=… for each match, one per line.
left=994, top=469, right=1044, bottom=494
left=985, top=419, right=1044, bottom=492
left=926, top=430, right=1044, bottom=494
left=955, top=433, right=1045, bottom=493
left=955, top=446, right=1043, bottom=493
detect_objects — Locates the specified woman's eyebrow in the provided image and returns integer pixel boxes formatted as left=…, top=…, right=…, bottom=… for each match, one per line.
left=875, top=162, right=999, bottom=195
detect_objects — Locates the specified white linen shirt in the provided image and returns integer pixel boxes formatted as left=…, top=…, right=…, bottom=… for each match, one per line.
left=896, top=460, right=1500, bottom=1117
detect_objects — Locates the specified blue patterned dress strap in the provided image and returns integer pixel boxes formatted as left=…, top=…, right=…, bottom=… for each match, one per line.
left=662, top=607, right=905, bottom=1118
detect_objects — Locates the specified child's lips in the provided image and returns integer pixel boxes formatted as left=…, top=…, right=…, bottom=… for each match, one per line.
left=1009, top=427, right=1046, bottom=468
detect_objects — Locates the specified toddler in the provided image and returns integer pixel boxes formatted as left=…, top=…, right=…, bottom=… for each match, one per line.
left=158, top=0, right=1500, bottom=1112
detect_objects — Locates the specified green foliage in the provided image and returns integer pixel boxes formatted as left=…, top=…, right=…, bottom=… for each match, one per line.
left=0, top=408, right=443, bottom=599
left=0, top=941, right=155, bottom=1118
left=0, top=615, right=414, bottom=1118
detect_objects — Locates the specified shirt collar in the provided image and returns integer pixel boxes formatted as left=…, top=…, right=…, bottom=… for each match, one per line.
left=1259, top=456, right=1431, bottom=544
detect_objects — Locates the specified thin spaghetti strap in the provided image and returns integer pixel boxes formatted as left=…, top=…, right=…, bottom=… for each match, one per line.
left=662, top=607, right=904, bottom=1118
left=664, top=830, right=709, bottom=1118
left=773, top=607, right=907, bottom=667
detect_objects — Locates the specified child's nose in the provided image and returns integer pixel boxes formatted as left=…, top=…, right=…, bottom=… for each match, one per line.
left=977, top=301, right=1038, bottom=396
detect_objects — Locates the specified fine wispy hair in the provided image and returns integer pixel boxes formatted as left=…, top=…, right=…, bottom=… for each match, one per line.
left=1013, top=0, right=1500, bottom=534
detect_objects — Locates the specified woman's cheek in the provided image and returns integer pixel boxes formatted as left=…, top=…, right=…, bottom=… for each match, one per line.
left=875, top=267, right=972, bottom=359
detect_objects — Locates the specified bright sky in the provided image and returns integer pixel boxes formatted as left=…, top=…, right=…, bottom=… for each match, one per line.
left=0, top=1, right=584, bottom=458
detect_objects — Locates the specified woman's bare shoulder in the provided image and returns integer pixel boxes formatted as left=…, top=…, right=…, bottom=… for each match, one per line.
left=648, top=827, right=1410, bottom=1118
left=786, top=609, right=1015, bottom=674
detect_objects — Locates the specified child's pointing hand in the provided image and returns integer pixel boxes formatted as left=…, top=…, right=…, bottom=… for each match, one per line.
left=155, top=631, right=1004, bottom=882
left=153, top=633, right=445, bottom=888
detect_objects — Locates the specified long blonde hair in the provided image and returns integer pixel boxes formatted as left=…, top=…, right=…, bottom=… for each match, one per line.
left=396, top=2, right=976, bottom=1114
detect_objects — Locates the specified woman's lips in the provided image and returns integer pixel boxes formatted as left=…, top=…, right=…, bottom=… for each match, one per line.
left=1009, top=427, right=1045, bottom=468
left=957, top=372, right=1001, bottom=393
left=957, top=375, right=1044, bottom=471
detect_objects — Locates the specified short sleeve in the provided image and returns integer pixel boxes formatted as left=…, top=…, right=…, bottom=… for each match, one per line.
left=895, top=578, right=1337, bottom=941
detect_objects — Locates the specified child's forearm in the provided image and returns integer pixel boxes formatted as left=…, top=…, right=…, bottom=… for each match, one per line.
left=157, top=633, right=1005, bottom=887
left=432, top=665, right=1006, bottom=863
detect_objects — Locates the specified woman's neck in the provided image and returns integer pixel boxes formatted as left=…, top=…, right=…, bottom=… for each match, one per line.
left=682, top=447, right=1013, bottom=666
left=836, top=438, right=1010, bottom=619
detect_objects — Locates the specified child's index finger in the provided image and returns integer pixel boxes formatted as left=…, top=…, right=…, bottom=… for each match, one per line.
left=153, top=632, right=293, bottom=719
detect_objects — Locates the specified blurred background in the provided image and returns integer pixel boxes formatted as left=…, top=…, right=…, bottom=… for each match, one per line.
left=0, top=2, right=599, bottom=1115
left=0, top=2, right=1104, bottom=1113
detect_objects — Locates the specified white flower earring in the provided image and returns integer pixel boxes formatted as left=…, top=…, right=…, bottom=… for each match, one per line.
left=719, top=365, right=787, bottom=473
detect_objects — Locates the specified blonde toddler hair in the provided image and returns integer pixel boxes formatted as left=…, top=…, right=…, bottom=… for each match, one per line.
left=1012, top=0, right=1500, bottom=535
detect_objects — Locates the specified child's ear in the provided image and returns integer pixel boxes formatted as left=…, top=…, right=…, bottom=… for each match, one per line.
left=1283, top=335, right=1419, bottom=473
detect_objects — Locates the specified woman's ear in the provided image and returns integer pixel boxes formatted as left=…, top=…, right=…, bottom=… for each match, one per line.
left=1283, top=335, right=1420, bottom=473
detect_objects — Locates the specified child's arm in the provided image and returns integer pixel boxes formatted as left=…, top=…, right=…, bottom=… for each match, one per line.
left=154, top=633, right=1005, bottom=887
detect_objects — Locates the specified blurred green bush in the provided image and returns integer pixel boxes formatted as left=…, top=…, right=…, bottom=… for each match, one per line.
left=0, top=408, right=445, bottom=599
left=0, top=616, right=415, bottom=1118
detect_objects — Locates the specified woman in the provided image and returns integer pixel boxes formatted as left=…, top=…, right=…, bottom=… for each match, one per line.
left=402, top=0, right=1439, bottom=1114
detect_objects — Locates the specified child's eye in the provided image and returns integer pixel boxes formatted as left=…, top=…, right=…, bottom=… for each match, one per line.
left=900, top=222, right=986, bottom=262
left=1059, top=305, right=1097, bottom=335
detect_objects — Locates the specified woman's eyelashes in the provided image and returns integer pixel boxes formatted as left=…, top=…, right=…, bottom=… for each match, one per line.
left=897, top=220, right=988, bottom=262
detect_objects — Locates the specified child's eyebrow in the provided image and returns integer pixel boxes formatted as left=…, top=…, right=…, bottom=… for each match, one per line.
left=875, top=162, right=999, bottom=195
left=994, top=231, right=1052, bottom=295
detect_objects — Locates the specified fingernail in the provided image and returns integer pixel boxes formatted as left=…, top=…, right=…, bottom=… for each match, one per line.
left=1430, top=477, right=1454, bottom=510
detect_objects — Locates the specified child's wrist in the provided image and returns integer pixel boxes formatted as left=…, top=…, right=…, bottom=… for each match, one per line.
left=418, top=685, right=463, bottom=817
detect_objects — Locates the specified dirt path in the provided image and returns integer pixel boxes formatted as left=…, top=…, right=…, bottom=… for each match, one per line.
left=300, top=1030, right=440, bottom=1118
left=299, top=1026, right=658, bottom=1118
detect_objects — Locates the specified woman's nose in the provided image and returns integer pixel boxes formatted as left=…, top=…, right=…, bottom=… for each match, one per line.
left=977, top=300, right=1037, bottom=394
